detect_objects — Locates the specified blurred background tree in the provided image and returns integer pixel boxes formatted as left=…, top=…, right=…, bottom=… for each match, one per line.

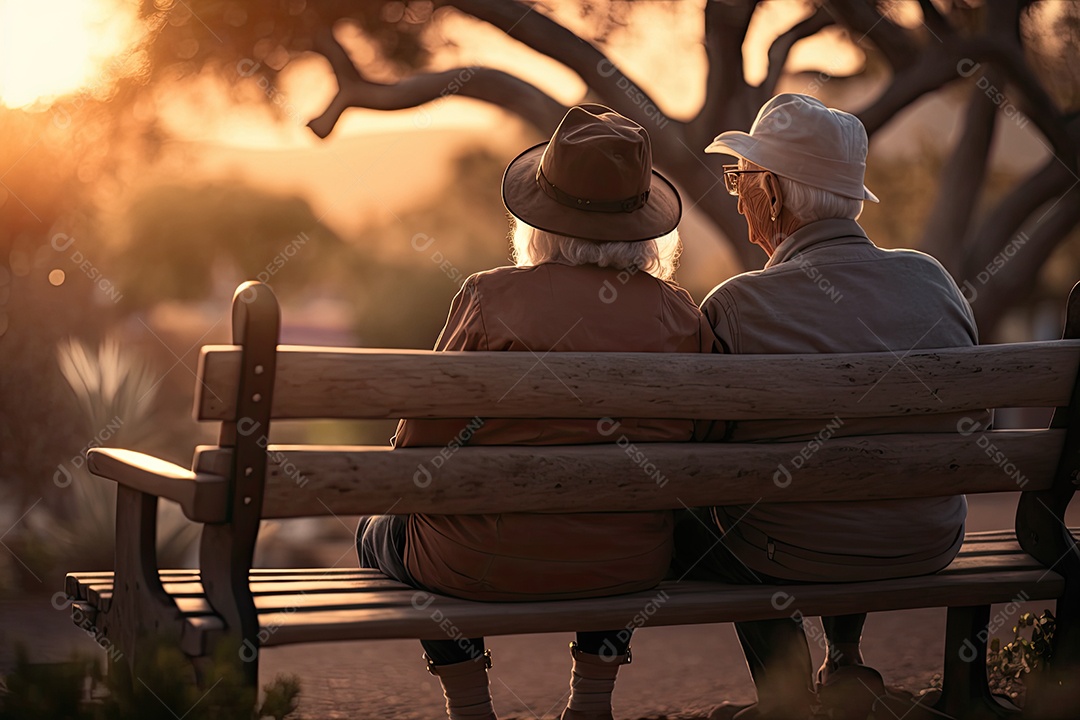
left=135, top=0, right=1080, bottom=335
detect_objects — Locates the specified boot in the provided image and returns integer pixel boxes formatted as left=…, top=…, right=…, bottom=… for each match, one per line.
left=426, top=650, right=498, bottom=720
left=815, top=641, right=885, bottom=720
left=560, top=642, right=631, bottom=720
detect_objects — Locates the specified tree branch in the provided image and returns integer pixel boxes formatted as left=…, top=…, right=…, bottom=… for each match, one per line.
left=307, top=25, right=566, bottom=139
left=953, top=115, right=1080, bottom=335
left=960, top=155, right=1079, bottom=283
left=825, top=0, right=921, bottom=71
left=971, top=185, right=1080, bottom=336
left=985, top=42, right=1075, bottom=167
left=916, top=0, right=953, bottom=41
left=919, top=69, right=1002, bottom=271
left=856, top=43, right=961, bottom=136
left=694, top=1, right=756, bottom=134
left=435, top=0, right=679, bottom=137
left=761, top=7, right=835, bottom=97
left=858, top=35, right=1074, bottom=167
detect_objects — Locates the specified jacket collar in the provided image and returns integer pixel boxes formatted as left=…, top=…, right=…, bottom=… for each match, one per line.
left=764, top=218, right=870, bottom=269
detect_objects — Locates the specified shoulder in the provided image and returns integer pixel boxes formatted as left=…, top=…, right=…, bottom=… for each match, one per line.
left=656, top=276, right=699, bottom=306
left=464, top=264, right=553, bottom=293
left=871, top=247, right=969, bottom=297
left=700, top=267, right=768, bottom=310
left=872, top=246, right=951, bottom=271
left=458, top=265, right=534, bottom=305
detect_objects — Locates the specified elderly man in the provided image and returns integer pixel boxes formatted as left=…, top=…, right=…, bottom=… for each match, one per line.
left=675, top=94, right=981, bottom=719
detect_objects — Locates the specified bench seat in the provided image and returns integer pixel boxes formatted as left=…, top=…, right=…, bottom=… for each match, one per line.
left=66, top=530, right=1067, bottom=655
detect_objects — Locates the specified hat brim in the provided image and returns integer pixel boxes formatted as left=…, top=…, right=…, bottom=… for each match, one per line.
left=706, top=132, right=879, bottom=203
left=502, top=142, right=682, bottom=242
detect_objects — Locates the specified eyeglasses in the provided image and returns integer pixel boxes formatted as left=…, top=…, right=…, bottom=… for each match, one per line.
left=722, top=164, right=770, bottom=196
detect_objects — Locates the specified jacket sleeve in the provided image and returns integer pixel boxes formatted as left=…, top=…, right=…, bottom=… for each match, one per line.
left=700, top=287, right=737, bottom=354
left=394, top=276, right=487, bottom=448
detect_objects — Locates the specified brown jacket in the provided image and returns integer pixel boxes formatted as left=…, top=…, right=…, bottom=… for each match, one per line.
left=397, top=262, right=714, bottom=601
left=701, top=218, right=980, bottom=582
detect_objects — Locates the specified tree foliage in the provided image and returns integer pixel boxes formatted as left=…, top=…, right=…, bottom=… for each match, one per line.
left=136, top=0, right=1080, bottom=335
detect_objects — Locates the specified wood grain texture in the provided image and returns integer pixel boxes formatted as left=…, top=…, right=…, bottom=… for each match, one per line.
left=254, top=570, right=1068, bottom=645
left=96, top=487, right=188, bottom=675
left=68, top=564, right=1066, bottom=647
left=190, top=430, right=1062, bottom=518
left=62, top=530, right=1045, bottom=603
left=71, top=527, right=1072, bottom=648
left=56, top=533, right=1054, bottom=604
left=194, top=341, right=1080, bottom=421
left=86, top=449, right=228, bottom=523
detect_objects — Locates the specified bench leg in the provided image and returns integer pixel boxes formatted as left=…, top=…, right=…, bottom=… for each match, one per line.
left=933, top=605, right=1022, bottom=719
left=99, top=487, right=188, bottom=682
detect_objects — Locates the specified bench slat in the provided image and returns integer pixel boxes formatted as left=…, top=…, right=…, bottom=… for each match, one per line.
left=102, top=552, right=1058, bottom=619
left=254, top=570, right=1064, bottom=645
left=70, top=528, right=1070, bottom=650
left=191, top=431, right=1060, bottom=517
left=59, top=530, right=1036, bottom=604
left=74, top=568, right=1066, bottom=647
left=195, top=342, right=1080, bottom=421
left=68, top=550, right=1051, bottom=608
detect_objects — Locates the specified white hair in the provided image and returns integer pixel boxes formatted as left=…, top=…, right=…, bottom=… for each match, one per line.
left=776, top=176, right=863, bottom=223
left=510, top=221, right=681, bottom=281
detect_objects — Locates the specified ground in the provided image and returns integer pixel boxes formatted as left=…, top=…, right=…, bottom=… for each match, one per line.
left=2, top=493, right=1073, bottom=719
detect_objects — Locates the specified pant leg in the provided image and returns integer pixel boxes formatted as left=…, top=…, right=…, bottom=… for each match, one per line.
left=821, top=613, right=867, bottom=664
left=356, top=514, right=415, bottom=586
left=672, top=508, right=814, bottom=705
left=421, top=637, right=487, bottom=666
left=356, top=517, right=487, bottom=667
left=670, top=507, right=768, bottom=584
left=821, top=614, right=866, bottom=645
left=735, top=617, right=814, bottom=701
left=576, top=629, right=631, bottom=660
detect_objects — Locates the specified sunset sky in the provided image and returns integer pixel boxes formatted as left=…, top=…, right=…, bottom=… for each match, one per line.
left=0, top=0, right=1058, bottom=276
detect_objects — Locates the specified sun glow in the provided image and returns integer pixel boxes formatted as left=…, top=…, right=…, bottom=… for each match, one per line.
left=0, top=0, right=138, bottom=109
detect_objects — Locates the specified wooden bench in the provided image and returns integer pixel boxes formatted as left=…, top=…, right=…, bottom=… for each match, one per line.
left=65, top=280, right=1080, bottom=719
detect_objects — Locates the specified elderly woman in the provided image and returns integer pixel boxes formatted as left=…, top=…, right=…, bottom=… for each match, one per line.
left=357, top=104, right=713, bottom=720
left=675, top=93, right=980, bottom=720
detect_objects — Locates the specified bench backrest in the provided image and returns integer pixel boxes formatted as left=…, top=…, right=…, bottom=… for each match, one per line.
left=191, top=283, right=1079, bottom=519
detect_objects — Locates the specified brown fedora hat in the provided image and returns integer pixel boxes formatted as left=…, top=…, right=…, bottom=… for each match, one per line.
left=502, top=104, right=681, bottom=243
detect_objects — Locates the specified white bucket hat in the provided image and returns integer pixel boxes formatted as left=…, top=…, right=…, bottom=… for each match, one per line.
left=705, top=93, right=879, bottom=203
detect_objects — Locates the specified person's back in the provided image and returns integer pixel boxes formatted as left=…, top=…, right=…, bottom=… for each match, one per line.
left=399, top=261, right=709, bottom=601
left=701, top=217, right=977, bottom=582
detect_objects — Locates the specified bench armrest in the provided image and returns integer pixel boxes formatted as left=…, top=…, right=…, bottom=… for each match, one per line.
left=87, top=448, right=229, bottom=523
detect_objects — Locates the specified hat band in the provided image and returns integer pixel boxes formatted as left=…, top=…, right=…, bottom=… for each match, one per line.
left=536, top=167, right=649, bottom=214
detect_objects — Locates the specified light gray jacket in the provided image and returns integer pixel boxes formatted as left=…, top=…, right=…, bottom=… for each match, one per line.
left=701, top=217, right=980, bottom=582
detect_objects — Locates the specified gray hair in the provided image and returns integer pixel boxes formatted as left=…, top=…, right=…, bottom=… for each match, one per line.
left=776, top=176, right=863, bottom=223
left=511, top=221, right=681, bottom=281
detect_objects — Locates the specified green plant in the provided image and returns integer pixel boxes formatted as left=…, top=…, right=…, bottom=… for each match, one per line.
left=257, top=674, right=301, bottom=720
left=0, top=639, right=303, bottom=720
left=0, top=644, right=98, bottom=720
left=987, top=609, right=1057, bottom=701
left=29, top=335, right=200, bottom=573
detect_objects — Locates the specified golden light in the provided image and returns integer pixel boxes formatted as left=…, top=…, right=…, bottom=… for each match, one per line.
left=0, top=0, right=138, bottom=109
left=48, top=269, right=66, bottom=286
